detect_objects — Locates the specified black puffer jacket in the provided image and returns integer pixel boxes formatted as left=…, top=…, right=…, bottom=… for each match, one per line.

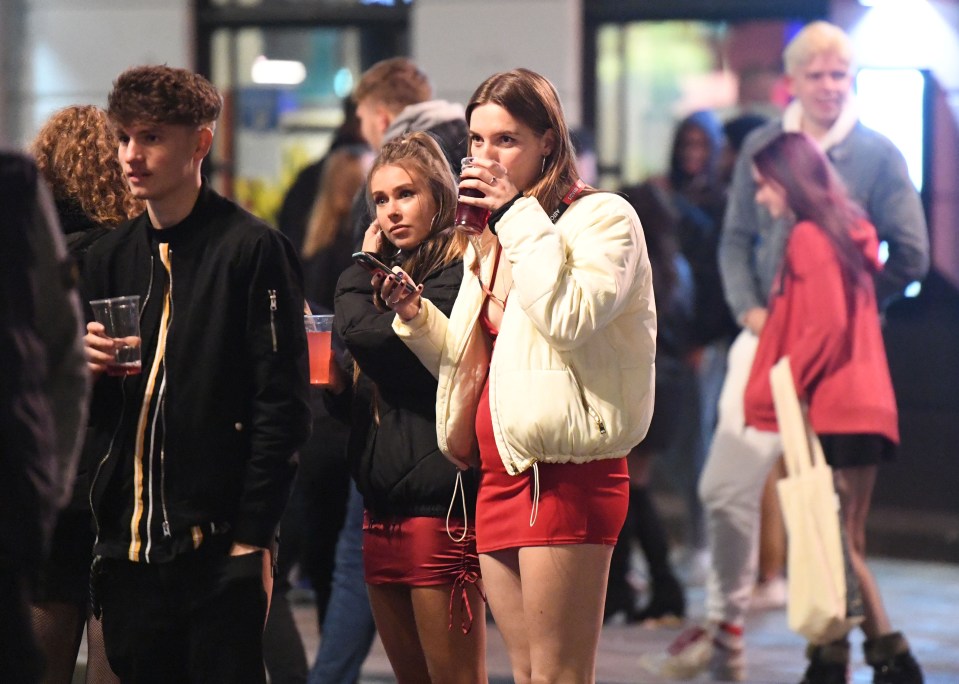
left=334, top=257, right=477, bottom=519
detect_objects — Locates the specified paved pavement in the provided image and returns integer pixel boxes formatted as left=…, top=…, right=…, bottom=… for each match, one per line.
left=70, top=556, right=957, bottom=683
left=291, top=556, right=959, bottom=684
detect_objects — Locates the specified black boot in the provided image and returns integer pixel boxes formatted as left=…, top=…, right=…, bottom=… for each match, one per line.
left=630, top=486, right=685, bottom=624
left=798, top=639, right=849, bottom=684
left=864, top=632, right=923, bottom=684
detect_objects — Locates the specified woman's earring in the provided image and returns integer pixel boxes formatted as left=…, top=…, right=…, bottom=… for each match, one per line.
left=541, top=155, right=547, bottom=174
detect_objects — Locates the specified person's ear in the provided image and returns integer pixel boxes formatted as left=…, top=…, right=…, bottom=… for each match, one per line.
left=194, top=126, right=214, bottom=162
left=376, top=104, right=394, bottom=137
left=785, top=74, right=797, bottom=99
left=541, top=129, right=558, bottom=158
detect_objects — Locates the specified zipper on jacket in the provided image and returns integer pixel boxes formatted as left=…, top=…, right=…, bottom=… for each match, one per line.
left=268, top=289, right=278, bottom=352
left=159, top=251, right=174, bottom=538
left=139, top=256, right=155, bottom=320
left=567, top=365, right=607, bottom=435
left=159, top=395, right=172, bottom=538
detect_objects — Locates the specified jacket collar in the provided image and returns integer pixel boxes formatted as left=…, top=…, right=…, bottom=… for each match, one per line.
left=782, top=95, right=859, bottom=151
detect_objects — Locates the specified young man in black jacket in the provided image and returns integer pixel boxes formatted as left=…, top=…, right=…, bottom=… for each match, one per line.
left=81, top=65, right=311, bottom=683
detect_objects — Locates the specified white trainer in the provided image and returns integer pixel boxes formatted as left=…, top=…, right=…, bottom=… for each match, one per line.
left=639, top=622, right=746, bottom=682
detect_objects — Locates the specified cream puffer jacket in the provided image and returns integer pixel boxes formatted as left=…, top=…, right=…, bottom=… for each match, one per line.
left=393, top=192, right=656, bottom=475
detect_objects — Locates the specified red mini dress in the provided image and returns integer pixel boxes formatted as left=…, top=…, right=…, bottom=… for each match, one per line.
left=473, top=306, right=629, bottom=554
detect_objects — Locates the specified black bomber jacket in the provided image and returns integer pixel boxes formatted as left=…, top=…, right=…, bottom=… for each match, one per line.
left=81, top=184, right=311, bottom=560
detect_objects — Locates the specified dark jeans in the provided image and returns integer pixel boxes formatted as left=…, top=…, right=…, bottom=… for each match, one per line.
left=99, top=548, right=268, bottom=683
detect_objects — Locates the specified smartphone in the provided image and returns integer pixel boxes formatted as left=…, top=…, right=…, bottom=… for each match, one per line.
left=352, top=252, right=416, bottom=294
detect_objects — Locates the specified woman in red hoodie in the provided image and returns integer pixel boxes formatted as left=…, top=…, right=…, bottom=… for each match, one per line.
left=744, top=132, right=923, bottom=684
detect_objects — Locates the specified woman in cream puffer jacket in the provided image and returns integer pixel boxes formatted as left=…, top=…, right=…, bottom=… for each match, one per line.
left=377, top=68, right=656, bottom=684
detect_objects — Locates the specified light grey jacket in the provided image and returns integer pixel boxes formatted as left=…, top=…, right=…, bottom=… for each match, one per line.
left=720, top=100, right=930, bottom=319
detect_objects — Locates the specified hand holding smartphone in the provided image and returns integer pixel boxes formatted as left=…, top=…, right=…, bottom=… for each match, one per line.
left=352, top=252, right=417, bottom=294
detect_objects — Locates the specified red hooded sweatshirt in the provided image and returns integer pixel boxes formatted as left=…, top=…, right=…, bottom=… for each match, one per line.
left=744, top=220, right=899, bottom=444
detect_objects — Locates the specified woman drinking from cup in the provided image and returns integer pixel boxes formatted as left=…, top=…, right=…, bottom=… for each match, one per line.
left=332, top=132, right=486, bottom=683
left=379, top=68, right=656, bottom=684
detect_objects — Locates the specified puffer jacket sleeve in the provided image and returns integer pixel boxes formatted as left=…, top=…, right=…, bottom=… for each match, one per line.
left=334, top=259, right=461, bottom=394
left=495, top=194, right=648, bottom=351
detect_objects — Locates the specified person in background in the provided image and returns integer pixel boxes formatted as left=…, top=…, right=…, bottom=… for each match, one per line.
left=382, top=68, right=655, bottom=684
left=333, top=131, right=483, bottom=683
left=82, top=65, right=311, bottom=683
left=277, top=97, right=366, bottom=258
left=30, top=104, right=142, bottom=684
left=662, top=110, right=727, bottom=228
left=746, top=131, right=922, bottom=683
left=719, top=111, right=790, bottom=613
left=642, top=20, right=929, bottom=682
left=0, top=151, right=88, bottom=683
left=308, top=57, right=468, bottom=684
left=301, top=145, right=372, bottom=312
left=604, top=182, right=692, bottom=626
left=266, top=106, right=369, bottom=684
left=348, top=57, right=468, bottom=247
left=650, top=111, right=734, bottom=586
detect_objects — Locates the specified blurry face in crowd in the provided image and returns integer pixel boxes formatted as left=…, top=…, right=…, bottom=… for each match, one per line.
left=789, top=52, right=853, bottom=135
left=117, top=122, right=207, bottom=206
left=468, top=103, right=554, bottom=193
left=370, top=164, right=434, bottom=251
left=753, top=167, right=789, bottom=219
left=356, top=99, right=390, bottom=151
left=678, top=126, right=711, bottom=177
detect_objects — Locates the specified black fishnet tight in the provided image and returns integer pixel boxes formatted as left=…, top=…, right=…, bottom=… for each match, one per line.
left=30, top=602, right=119, bottom=684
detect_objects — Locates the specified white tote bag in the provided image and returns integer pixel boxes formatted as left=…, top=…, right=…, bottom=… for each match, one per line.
left=770, top=357, right=863, bottom=644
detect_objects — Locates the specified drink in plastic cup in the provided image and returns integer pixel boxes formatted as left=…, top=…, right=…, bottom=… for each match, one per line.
left=89, top=295, right=142, bottom=376
left=305, top=314, right=334, bottom=385
left=454, top=157, right=491, bottom=235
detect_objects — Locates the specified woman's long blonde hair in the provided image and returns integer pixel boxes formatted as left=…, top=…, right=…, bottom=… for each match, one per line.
left=367, top=131, right=466, bottom=280
left=302, top=146, right=368, bottom=259
left=31, top=105, right=143, bottom=225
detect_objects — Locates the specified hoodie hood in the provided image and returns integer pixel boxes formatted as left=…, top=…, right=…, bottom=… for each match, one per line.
left=384, top=100, right=467, bottom=143
left=783, top=95, right=859, bottom=152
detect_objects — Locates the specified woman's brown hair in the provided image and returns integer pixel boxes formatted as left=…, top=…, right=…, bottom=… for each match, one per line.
left=465, top=68, right=596, bottom=215
left=31, top=105, right=143, bottom=225
left=753, top=132, right=866, bottom=289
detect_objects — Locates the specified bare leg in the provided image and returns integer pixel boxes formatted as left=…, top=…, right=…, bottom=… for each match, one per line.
left=479, top=550, right=531, bottom=684
left=522, top=544, right=612, bottom=684
left=832, top=465, right=892, bottom=638
left=367, top=584, right=431, bottom=684
left=410, top=584, right=487, bottom=684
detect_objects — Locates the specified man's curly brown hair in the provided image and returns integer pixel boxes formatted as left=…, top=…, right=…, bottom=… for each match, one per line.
left=31, top=105, right=144, bottom=226
left=107, top=65, right=222, bottom=128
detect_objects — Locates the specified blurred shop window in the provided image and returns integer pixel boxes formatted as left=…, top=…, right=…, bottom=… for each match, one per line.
left=594, top=20, right=788, bottom=190
left=207, top=0, right=410, bottom=6
left=209, top=25, right=364, bottom=225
